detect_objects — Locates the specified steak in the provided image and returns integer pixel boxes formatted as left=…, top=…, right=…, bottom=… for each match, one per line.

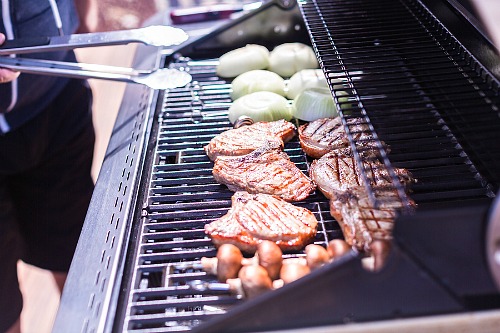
left=298, top=117, right=382, bottom=159
left=212, top=141, right=316, bottom=202
left=330, top=187, right=416, bottom=251
left=205, top=119, right=296, bottom=161
left=309, top=147, right=414, bottom=206
left=205, top=191, right=318, bottom=253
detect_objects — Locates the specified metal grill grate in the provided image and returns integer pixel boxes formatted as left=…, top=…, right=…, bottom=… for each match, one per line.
left=118, top=0, right=500, bottom=331
left=300, top=0, right=500, bottom=203
left=121, top=59, right=341, bottom=331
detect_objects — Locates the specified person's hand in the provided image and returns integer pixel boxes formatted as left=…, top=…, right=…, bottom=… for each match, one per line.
left=0, top=33, right=20, bottom=83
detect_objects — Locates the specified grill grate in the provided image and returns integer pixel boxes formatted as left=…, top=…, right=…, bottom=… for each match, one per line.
left=119, top=0, right=500, bottom=331
left=122, top=60, right=340, bottom=331
left=299, top=0, right=500, bottom=203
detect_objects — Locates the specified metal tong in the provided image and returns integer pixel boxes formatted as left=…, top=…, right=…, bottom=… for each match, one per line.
left=0, top=25, right=192, bottom=90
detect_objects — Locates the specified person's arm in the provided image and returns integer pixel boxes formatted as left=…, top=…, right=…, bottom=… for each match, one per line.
left=74, top=0, right=99, bottom=33
left=0, top=33, right=20, bottom=84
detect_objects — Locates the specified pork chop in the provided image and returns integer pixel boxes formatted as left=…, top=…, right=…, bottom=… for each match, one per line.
left=205, top=191, right=318, bottom=253
left=212, top=141, right=316, bottom=202
left=205, top=119, right=296, bottom=161
left=330, top=187, right=416, bottom=251
left=298, top=117, right=382, bottom=159
left=309, top=147, right=414, bottom=204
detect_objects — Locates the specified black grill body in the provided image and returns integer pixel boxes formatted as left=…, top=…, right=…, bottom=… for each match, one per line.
left=53, top=0, right=500, bottom=332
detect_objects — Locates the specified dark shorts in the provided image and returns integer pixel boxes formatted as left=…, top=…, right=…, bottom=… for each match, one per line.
left=0, top=79, right=95, bottom=331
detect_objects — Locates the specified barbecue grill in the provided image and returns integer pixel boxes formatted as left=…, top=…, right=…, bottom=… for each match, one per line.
left=53, top=0, right=500, bottom=332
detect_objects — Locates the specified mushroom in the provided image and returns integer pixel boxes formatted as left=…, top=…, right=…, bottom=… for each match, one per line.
left=305, top=244, right=330, bottom=270
left=238, top=264, right=273, bottom=299
left=327, top=239, right=351, bottom=259
left=279, top=258, right=310, bottom=284
left=256, top=241, right=283, bottom=280
left=226, top=278, right=244, bottom=296
left=216, top=244, right=244, bottom=281
left=370, top=240, right=391, bottom=271
left=200, top=256, right=218, bottom=275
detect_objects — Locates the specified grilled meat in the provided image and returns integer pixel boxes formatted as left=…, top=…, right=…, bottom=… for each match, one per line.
left=309, top=147, right=414, bottom=205
left=330, top=187, right=416, bottom=251
left=205, top=119, right=296, bottom=161
left=310, top=146, right=415, bottom=250
left=205, top=191, right=318, bottom=253
left=212, top=141, right=316, bottom=201
left=298, top=117, right=382, bottom=159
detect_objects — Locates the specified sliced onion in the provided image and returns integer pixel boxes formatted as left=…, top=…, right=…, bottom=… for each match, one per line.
left=286, top=69, right=328, bottom=99
left=292, top=87, right=340, bottom=121
left=268, top=43, right=319, bottom=78
left=216, top=44, right=270, bottom=78
left=228, top=91, right=293, bottom=124
left=231, top=70, right=286, bottom=100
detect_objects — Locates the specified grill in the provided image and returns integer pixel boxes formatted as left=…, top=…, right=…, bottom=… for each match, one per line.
left=54, top=0, right=500, bottom=332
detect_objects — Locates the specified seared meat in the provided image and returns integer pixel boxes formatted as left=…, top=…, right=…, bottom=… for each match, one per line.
left=205, top=191, right=318, bottom=253
left=298, top=117, right=381, bottom=159
left=205, top=119, right=296, bottom=161
left=330, top=187, right=416, bottom=251
left=212, top=141, right=316, bottom=201
left=309, top=147, right=414, bottom=204
left=310, top=146, right=415, bottom=251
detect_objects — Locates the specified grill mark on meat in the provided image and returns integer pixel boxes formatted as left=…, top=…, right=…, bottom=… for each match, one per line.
left=311, top=148, right=413, bottom=202
left=240, top=201, right=288, bottom=237
left=205, top=120, right=296, bottom=161
left=205, top=192, right=318, bottom=253
left=212, top=141, right=316, bottom=202
left=299, top=117, right=389, bottom=159
left=310, top=146, right=415, bottom=250
left=330, top=187, right=415, bottom=251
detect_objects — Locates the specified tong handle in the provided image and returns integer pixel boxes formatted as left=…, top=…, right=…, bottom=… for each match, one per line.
left=0, top=36, right=50, bottom=50
left=0, top=56, right=192, bottom=90
left=0, top=25, right=189, bottom=55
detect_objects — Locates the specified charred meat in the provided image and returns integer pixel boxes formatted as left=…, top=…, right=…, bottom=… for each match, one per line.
left=212, top=141, right=316, bottom=202
left=309, top=147, right=414, bottom=204
left=298, top=117, right=382, bottom=159
left=205, top=191, right=318, bottom=253
left=330, top=187, right=416, bottom=251
left=205, top=119, right=296, bottom=161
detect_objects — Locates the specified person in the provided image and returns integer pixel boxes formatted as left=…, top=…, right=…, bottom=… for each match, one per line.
left=0, top=1, right=98, bottom=332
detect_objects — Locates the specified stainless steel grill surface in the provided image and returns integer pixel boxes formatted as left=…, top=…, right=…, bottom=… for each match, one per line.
left=54, top=0, right=500, bottom=332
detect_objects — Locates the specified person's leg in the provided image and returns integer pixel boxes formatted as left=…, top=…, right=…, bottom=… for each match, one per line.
left=0, top=185, right=23, bottom=333
left=0, top=79, right=94, bottom=333
left=0, top=135, right=25, bottom=333
left=12, top=79, right=95, bottom=275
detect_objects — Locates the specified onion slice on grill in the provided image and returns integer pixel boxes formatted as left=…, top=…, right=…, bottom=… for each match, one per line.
left=231, top=70, right=286, bottom=100
left=286, top=69, right=328, bottom=99
left=292, top=87, right=347, bottom=122
left=228, top=91, right=293, bottom=124
left=216, top=44, right=270, bottom=78
left=268, top=42, right=319, bottom=78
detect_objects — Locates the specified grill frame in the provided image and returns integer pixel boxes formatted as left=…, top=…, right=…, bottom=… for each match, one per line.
left=54, top=0, right=500, bottom=332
